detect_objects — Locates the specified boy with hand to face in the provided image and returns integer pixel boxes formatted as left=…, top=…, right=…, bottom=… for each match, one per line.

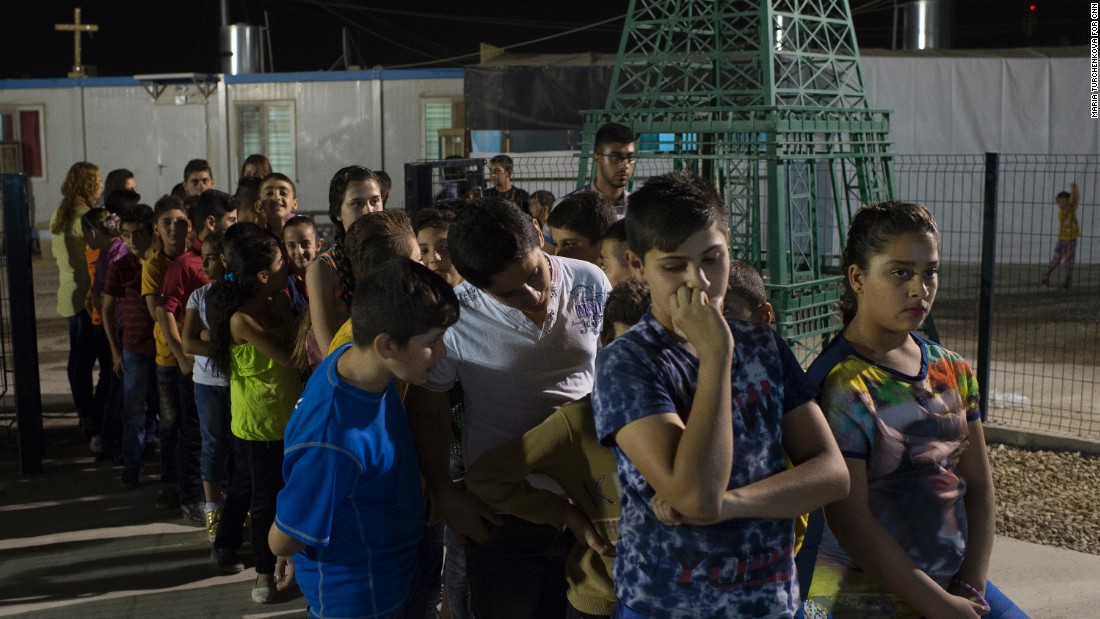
left=592, top=172, right=847, bottom=617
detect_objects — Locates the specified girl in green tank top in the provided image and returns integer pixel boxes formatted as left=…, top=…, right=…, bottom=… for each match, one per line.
left=205, top=222, right=302, bottom=604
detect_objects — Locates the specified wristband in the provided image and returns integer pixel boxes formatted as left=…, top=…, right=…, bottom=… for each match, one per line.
left=951, top=578, right=989, bottom=609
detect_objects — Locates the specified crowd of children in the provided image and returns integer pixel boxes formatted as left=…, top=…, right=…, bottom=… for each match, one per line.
left=49, top=135, right=1030, bottom=617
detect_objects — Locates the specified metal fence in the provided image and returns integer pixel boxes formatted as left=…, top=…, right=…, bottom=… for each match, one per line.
left=502, top=152, right=1099, bottom=441
left=896, top=154, right=1099, bottom=440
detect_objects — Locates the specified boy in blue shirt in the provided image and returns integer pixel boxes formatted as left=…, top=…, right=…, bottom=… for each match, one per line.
left=269, top=258, right=460, bottom=618
left=591, top=172, right=848, bottom=618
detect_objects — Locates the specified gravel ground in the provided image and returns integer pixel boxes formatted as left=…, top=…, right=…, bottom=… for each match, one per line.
left=989, top=443, right=1100, bottom=555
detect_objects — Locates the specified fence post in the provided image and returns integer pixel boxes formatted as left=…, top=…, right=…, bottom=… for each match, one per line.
left=1, top=174, right=43, bottom=473
left=977, top=153, right=998, bottom=422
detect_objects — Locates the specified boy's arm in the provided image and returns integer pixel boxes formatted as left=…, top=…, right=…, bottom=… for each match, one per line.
left=404, top=384, right=502, bottom=543
left=155, top=307, right=193, bottom=375
left=1071, top=182, right=1079, bottom=209
left=612, top=287, right=734, bottom=523
left=268, top=523, right=307, bottom=557
left=101, top=294, right=123, bottom=377
left=825, top=460, right=988, bottom=618
left=659, top=400, right=847, bottom=523
left=951, top=419, right=995, bottom=597
left=465, top=410, right=575, bottom=527
left=182, top=306, right=210, bottom=357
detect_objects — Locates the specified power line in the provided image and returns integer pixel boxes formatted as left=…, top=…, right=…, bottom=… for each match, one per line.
left=383, top=10, right=629, bottom=69
left=278, top=0, right=621, bottom=32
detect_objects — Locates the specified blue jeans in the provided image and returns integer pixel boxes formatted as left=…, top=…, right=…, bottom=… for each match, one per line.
left=985, top=580, right=1029, bottom=619
left=121, top=351, right=157, bottom=473
left=465, top=515, right=573, bottom=619
left=193, top=383, right=231, bottom=483
left=67, top=311, right=98, bottom=434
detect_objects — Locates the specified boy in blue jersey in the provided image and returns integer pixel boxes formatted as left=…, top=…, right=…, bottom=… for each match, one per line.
left=591, top=172, right=848, bottom=618
left=269, top=258, right=460, bottom=618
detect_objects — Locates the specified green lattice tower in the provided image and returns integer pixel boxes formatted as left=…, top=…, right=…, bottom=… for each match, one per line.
left=578, top=0, right=895, bottom=363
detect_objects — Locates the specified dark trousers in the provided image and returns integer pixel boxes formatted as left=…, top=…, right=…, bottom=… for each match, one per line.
left=566, top=605, right=610, bottom=619
left=397, top=520, right=445, bottom=619
left=214, top=434, right=252, bottom=552
left=155, top=365, right=202, bottom=503
left=91, top=324, right=115, bottom=438
left=247, top=439, right=284, bottom=576
left=66, top=311, right=98, bottom=435
left=465, top=515, right=573, bottom=619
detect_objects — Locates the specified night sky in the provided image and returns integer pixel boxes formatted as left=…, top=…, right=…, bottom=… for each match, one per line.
left=0, top=0, right=1089, bottom=80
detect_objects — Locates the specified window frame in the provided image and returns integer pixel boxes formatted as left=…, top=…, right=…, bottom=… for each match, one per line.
left=0, top=105, right=47, bottom=180
left=232, top=99, right=297, bottom=180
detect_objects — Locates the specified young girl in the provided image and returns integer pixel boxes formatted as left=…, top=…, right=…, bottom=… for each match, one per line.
left=803, top=201, right=1026, bottom=618
left=207, top=223, right=303, bottom=603
left=52, top=162, right=102, bottom=440
left=182, top=232, right=233, bottom=543
left=282, top=215, right=321, bottom=314
left=305, top=165, right=384, bottom=353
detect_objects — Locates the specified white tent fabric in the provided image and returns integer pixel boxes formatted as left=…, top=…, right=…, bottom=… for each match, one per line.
left=862, top=54, right=1098, bottom=155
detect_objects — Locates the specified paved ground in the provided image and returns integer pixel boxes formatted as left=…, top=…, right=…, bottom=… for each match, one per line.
left=3, top=251, right=1099, bottom=618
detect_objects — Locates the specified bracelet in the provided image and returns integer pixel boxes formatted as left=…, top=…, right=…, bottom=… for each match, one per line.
left=950, top=578, right=989, bottom=609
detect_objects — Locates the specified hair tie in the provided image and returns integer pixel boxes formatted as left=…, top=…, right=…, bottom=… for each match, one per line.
left=104, top=213, right=121, bottom=235
left=224, top=272, right=235, bottom=282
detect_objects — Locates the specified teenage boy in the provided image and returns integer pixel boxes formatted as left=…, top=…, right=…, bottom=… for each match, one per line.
left=155, top=189, right=236, bottom=522
left=484, top=154, right=530, bottom=212
left=465, top=277, right=652, bottom=619
left=270, top=258, right=460, bottom=619
left=547, top=191, right=618, bottom=264
left=565, top=123, right=636, bottom=216
left=234, top=176, right=264, bottom=227
left=405, top=197, right=612, bottom=619
left=103, top=204, right=159, bottom=488
left=592, top=171, right=848, bottom=616
left=142, top=195, right=195, bottom=512
left=183, top=159, right=215, bottom=197
left=259, top=173, right=299, bottom=238
left=597, top=220, right=633, bottom=287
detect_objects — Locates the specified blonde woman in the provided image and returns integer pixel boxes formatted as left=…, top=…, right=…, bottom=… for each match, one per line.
left=50, top=161, right=102, bottom=438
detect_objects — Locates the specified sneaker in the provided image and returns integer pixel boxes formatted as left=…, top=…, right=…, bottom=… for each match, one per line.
left=121, top=470, right=140, bottom=489
left=210, top=546, right=245, bottom=574
left=154, top=485, right=181, bottom=510
left=89, top=435, right=105, bottom=455
left=205, top=508, right=222, bottom=543
left=181, top=501, right=205, bottom=525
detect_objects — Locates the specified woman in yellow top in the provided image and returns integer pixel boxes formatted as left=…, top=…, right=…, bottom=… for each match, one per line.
left=50, top=162, right=102, bottom=438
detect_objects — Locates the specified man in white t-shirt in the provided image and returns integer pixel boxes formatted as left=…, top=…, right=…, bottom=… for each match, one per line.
left=405, top=197, right=611, bottom=619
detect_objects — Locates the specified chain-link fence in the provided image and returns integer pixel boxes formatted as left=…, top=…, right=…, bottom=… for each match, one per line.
left=896, top=154, right=1098, bottom=440
left=447, top=153, right=1100, bottom=441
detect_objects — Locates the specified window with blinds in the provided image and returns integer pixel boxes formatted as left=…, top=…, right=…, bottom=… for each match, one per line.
left=237, top=101, right=295, bottom=177
left=423, top=100, right=453, bottom=161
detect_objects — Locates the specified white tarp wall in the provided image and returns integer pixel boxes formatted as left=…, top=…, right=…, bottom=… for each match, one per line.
left=861, top=52, right=1098, bottom=155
